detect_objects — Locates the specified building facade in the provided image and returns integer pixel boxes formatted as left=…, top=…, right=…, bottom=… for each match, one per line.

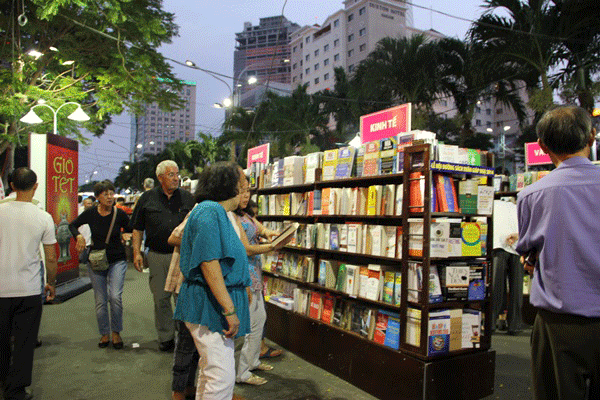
left=290, top=0, right=414, bottom=94
left=234, top=16, right=300, bottom=108
left=130, top=80, right=197, bottom=156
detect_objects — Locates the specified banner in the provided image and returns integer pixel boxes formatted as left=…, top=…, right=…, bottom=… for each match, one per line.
left=247, top=143, right=270, bottom=169
left=525, top=142, right=552, bottom=166
left=46, top=134, right=79, bottom=284
left=360, top=103, right=411, bottom=144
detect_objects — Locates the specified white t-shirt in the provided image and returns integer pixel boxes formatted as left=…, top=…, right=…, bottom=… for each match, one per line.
left=492, top=199, right=519, bottom=255
left=0, top=201, right=57, bottom=297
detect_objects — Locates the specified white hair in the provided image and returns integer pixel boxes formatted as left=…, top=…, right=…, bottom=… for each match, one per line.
left=156, top=160, right=178, bottom=177
left=143, top=178, right=155, bottom=189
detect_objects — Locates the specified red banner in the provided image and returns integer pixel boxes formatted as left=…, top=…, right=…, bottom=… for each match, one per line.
left=360, top=103, right=411, bottom=143
left=46, top=134, right=79, bottom=284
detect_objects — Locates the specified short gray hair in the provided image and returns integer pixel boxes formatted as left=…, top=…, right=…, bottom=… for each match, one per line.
left=156, top=160, right=178, bottom=177
left=537, top=106, right=592, bottom=155
left=143, top=178, right=155, bottom=189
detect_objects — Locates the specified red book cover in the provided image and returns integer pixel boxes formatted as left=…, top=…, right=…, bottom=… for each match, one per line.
left=434, top=174, right=449, bottom=212
left=320, top=295, right=335, bottom=324
left=409, top=172, right=424, bottom=212
left=307, top=191, right=314, bottom=216
left=309, top=292, right=323, bottom=320
left=373, top=311, right=389, bottom=344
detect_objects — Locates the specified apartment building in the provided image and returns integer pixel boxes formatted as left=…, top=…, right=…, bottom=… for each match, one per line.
left=130, top=80, right=197, bottom=156
left=290, top=0, right=414, bottom=94
left=234, top=16, right=300, bottom=108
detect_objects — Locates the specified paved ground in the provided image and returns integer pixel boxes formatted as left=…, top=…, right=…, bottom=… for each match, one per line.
left=6, top=265, right=533, bottom=399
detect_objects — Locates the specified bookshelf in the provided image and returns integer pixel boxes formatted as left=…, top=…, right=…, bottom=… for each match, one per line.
left=256, top=144, right=496, bottom=399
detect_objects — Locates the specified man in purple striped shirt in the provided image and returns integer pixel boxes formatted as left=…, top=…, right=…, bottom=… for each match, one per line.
left=516, top=105, right=600, bottom=400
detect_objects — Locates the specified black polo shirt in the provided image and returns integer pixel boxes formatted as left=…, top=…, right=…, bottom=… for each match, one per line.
left=130, top=186, right=194, bottom=254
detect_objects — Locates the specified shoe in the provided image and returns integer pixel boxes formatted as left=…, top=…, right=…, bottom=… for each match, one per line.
left=259, top=347, right=282, bottom=359
left=98, top=340, right=110, bottom=348
left=112, top=341, right=124, bottom=350
left=239, top=374, right=267, bottom=385
left=159, top=339, right=175, bottom=352
left=253, top=362, right=274, bottom=371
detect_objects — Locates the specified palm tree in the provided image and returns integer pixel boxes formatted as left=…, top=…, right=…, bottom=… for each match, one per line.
left=317, top=67, right=359, bottom=143
left=470, top=0, right=558, bottom=113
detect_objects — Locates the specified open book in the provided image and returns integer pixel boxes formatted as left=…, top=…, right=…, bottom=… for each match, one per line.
left=270, top=222, right=300, bottom=248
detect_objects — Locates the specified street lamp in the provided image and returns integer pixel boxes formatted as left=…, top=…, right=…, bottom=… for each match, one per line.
left=20, top=100, right=90, bottom=135
left=488, top=125, right=511, bottom=173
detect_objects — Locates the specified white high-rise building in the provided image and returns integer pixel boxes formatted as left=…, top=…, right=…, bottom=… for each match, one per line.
left=130, top=80, right=197, bottom=156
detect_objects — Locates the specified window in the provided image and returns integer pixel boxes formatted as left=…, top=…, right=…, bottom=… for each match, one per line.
left=315, top=77, right=320, bottom=84
left=348, top=13, right=354, bottom=22
left=293, top=76, right=297, bottom=83
left=348, top=34, right=354, bottom=42
left=305, top=37, right=310, bottom=44
left=496, top=121, right=503, bottom=127
left=324, top=73, right=330, bottom=81
left=334, top=39, right=340, bottom=47
left=359, top=43, right=366, bottom=52
left=486, top=108, right=491, bottom=115
left=475, top=119, right=481, bottom=126
left=293, top=46, right=297, bottom=53
left=486, top=121, right=492, bottom=127
left=359, top=6, right=366, bottom=15
left=314, top=63, right=319, bottom=71
left=348, top=64, right=355, bottom=72
left=440, top=100, right=447, bottom=106
left=305, top=54, right=310, bottom=61
left=348, top=49, right=354, bottom=57
left=324, top=44, right=329, bottom=52
left=324, top=58, right=329, bottom=66
left=334, top=53, right=340, bottom=62
left=359, top=28, right=366, bottom=36
left=300, top=73, right=303, bottom=79
left=293, top=63, right=297, bottom=70
left=497, top=108, right=504, bottom=114
left=475, top=106, right=481, bottom=113
left=334, top=19, right=339, bottom=27
left=306, top=68, right=310, bottom=75
left=314, top=49, right=319, bottom=57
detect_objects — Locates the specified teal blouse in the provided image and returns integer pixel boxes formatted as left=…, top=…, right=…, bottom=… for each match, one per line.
left=173, top=201, right=251, bottom=337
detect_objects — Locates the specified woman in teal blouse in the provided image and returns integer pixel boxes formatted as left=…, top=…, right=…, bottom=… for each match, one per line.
left=174, top=162, right=251, bottom=399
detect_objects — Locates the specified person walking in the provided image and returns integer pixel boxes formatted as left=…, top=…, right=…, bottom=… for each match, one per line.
left=173, top=162, right=251, bottom=400
left=0, top=167, right=58, bottom=400
left=516, top=105, right=600, bottom=400
left=130, top=160, right=194, bottom=351
left=69, top=180, right=131, bottom=349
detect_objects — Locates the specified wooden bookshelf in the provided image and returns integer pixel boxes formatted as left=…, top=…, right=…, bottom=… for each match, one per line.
left=257, top=143, right=496, bottom=399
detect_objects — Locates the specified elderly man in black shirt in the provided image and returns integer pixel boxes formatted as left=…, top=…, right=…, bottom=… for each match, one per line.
left=131, top=160, right=194, bottom=351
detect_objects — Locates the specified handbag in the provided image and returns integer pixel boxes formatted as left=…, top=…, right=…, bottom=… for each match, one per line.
left=89, top=207, right=118, bottom=271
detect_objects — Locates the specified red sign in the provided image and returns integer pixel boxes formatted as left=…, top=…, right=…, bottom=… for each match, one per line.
left=247, top=143, right=270, bottom=169
left=525, top=142, right=552, bottom=166
left=360, top=103, right=411, bottom=144
left=46, top=134, right=79, bottom=284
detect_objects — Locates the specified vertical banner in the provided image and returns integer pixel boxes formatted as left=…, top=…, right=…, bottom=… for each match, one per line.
left=247, top=143, right=270, bottom=169
left=46, top=134, right=79, bottom=284
left=360, top=103, right=411, bottom=143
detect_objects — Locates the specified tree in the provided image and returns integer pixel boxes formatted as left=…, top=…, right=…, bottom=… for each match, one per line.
left=1, top=0, right=183, bottom=180
left=317, top=67, right=359, bottom=143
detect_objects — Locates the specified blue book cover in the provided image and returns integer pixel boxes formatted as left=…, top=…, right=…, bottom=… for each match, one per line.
left=277, top=159, right=285, bottom=187
left=383, top=311, right=401, bottom=350
left=335, top=147, right=356, bottom=179
left=442, top=176, right=457, bottom=212
left=318, top=260, right=327, bottom=286
left=467, top=264, right=486, bottom=300
left=428, top=311, right=450, bottom=356
left=330, top=225, right=339, bottom=250
left=313, top=189, right=322, bottom=215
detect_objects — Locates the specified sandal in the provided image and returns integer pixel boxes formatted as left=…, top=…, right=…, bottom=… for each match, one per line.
left=253, top=362, right=273, bottom=371
left=240, top=374, right=267, bottom=385
left=259, top=347, right=282, bottom=359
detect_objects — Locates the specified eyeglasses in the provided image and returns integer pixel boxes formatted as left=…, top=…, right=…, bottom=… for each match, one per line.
left=165, top=172, right=180, bottom=179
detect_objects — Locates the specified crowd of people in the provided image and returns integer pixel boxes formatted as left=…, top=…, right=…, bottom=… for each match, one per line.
left=2, top=105, right=600, bottom=400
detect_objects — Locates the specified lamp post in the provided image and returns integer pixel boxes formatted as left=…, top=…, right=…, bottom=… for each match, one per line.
left=20, top=100, right=90, bottom=135
left=487, top=125, right=511, bottom=173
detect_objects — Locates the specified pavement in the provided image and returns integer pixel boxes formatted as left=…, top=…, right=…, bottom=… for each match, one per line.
left=6, top=265, right=533, bottom=399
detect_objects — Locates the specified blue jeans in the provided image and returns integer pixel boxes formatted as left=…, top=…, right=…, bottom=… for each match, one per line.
left=88, top=260, right=128, bottom=335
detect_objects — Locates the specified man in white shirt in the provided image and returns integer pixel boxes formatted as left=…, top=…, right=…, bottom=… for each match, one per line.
left=0, top=167, right=58, bottom=400
left=492, top=198, right=523, bottom=335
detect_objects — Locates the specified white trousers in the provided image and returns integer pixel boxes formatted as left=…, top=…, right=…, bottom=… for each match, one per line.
left=185, top=323, right=235, bottom=400
left=236, top=290, right=267, bottom=382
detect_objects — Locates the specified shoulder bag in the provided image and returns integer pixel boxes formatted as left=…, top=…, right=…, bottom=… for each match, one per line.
left=88, top=207, right=118, bottom=271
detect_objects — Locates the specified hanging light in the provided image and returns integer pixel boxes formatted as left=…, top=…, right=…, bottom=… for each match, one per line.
left=67, top=106, right=90, bottom=121
left=20, top=109, right=44, bottom=124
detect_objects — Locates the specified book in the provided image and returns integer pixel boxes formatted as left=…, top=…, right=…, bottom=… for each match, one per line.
left=355, top=145, right=365, bottom=178
left=383, top=226, right=397, bottom=258
left=440, top=264, right=470, bottom=301
left=434, top=174, right=458, bottom=212
left=367, top=185, right=383, bottom=216
left=396, top=133, right=414, bottom=172
left=409, top=172, right=424, bottom=212
left=477, top=185, right=494, bottom=215
left=461, top=222, right=482, bottom=256
left=462, top=309, right=481, bottom=349
left=467, top=263, right=486, bottom=300
left=322, top=149, right=338, bottom=181
left=321, top=188, right=331, bottom=215
left=304, top=152, right=323, bottom=184
left=449, top=309, right=463, bottom=352
left=313, top=189, right=322, bottom=216
left=365, top=264, right=383, bottom=301
left=428, top=310, right=451, bottom=356
left=428, top=265, right=443, bottom=303
left=406, top=307, right=422, bottom=347
left=362, top=140, right=381, bottom=177
left=336, top=264, right=347, bottom=292
left=335, top=147, right=356, bottom=179
left=283, top=156, right=305, bottom=186
left=358, top=266, right=369, bottom=298
left=384, top=311, right=401, bottom=350
left=345, top=264, right=359, bottom=296
left=373, top=310, right=390, bottom=345
left=379, top=137, right=397, bottom=174
left=382, top=271, right=395, bottom=304
left=331, top=298, right=347, bottom=327
left=318, top=260, right=329, bottom=286
left=458, top=179, right=479, bottom=214
left=321, top=295, right=336, bottom=324
left=270, top=222, right=300, bottom=248
left=381, top=184, right=395, bottom=215
left=395, top=184, right=404, bottom=216
left=330, top=225, right=340, bottom=251
left=393, top=272, right=402, bottom=306
left=308, top=291, right=323, bottom=320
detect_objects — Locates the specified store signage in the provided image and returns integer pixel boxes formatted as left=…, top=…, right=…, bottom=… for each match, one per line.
left=247, top=143, right=270, bottom=169
left=46, top=134, right=79, bottom=284
left=525, top=142, right=552, bottom=166
left=360, top=103, right=411, bottom=144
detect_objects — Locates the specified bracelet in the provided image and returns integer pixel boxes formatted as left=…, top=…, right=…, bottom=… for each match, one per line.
left=222, top=308, right=236, bottom=317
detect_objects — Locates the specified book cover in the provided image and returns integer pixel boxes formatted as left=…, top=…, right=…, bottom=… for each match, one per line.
left=395, top=183, right=404, bottom=216
left=430, top=219, right=450, bottom=258
left=332, top=298, right=347, bottom=327
left=321, top=188, right=331, bottom=215
left=383, top=226, right=397, bottom=258
left=428, top=310, right=451, bottom=356
left=441, top=264, right=470, bottom=301
left=429, top=265, right=443, bottom=303
left=406, top=307, right=422, bottom=347
left=345, top=264, right=359, bottom=296
left=362, top=140, right=381, bottom=177
left=325, top=260, right=337, bottom=289
left=396, top=226, right=403, bottom=259
left=335, top=146, right=356, bottom=179
left=318, top=260, right=328, bottom=286
left=382, top=271, right=395, bottom=304
left=461, top=222, right=482, bottom=256
left=270, top=222, right=300, bottom=248
left=355, top=145, right=365, bottom=178
left=313, top=189, right=322, bottom=216
left=321, top=295, right=336, bottom=324
left=350, top=304, right=366, bottom=335
left=477, top=185, right=494, bottom=215
left=367, top=185, right=382, bottom=216
left=393, top=272, right=402, bottom=306
left=369, top=225, right=384, bottom=257
left=330, top=225, right=340, bottom=251
left=365, top=264, right=383, bottom=301
left=449, top=308, right=463, bottom=352
left=277, top=159, right=285, bottom=187
left=304, top=152, right=323, bottom=184
left=381, top=184, right=396, bottom=215
left=458, top=179, right=478, bottom=214
left=462, top=309, right=481, bottom=349
left=336, top=264, right=347, bottom=292
left=339, top=224, right=348, bottom=252
left=383, top=311, right=401, bottom=350
left=379, top=137, right=397, bottom=174
left=358, top=266, right=369, bottom=298
left=396, top=133, right=414, bottom=172
left=447, top=218, right=463, bottom=257
left=409, top=172, right=424, bottom=213
left=467, top=264, right=486, bottom=300
left=373, top=310, right=390, bottom=345
left=322, top=149, right=338, bottom=181
left=407, top=262, right=422, bottom=303
left=308, top=291, right=323, bottom=320
left=283, top=156, right=305, bottom=186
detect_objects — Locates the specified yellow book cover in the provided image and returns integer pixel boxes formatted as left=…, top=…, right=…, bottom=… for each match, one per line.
left=282, top=194, right=291, bottom=216
left=366, top=185, right=382, bottom=215
left=321, top=188, right=331, bottom=215
left=461, top=222, right=482, bottom=256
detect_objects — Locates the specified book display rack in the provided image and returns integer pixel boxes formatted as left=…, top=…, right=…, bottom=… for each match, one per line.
left=256, top=144, right=496, bottom=399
